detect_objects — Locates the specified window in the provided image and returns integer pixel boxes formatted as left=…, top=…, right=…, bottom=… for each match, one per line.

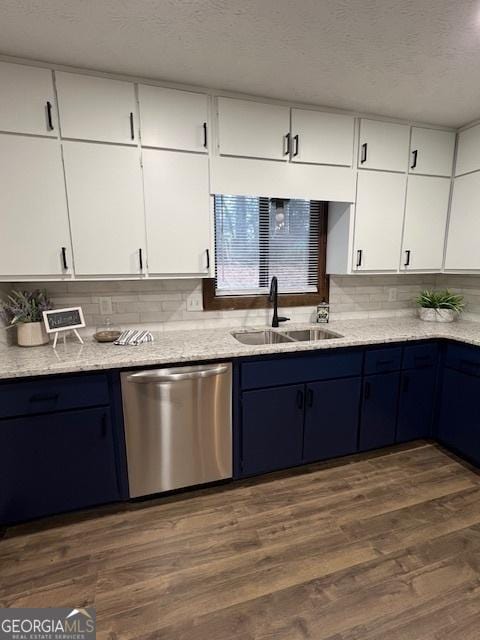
left=203, top=195, right=328, bottom=310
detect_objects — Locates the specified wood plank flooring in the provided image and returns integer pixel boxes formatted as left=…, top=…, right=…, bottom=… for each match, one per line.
left=2, top=442, right=480, bottom=639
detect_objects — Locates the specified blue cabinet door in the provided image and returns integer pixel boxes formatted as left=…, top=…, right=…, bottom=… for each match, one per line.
left=303, top=378, right=361, bottom=462
left=0, top=407, right=120, bottom=523
left=241, top=384, right=304, bottom=476
left=437, top=368, right=480, bottom=465
left=359, top=372, right=400, bottom=451
left=396, top=369, right=436, bottom=443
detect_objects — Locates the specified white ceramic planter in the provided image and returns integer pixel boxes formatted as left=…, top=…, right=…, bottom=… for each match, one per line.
left=418, top=308, right=456, bottom=323
left=17, top=322, right=49, bottom=347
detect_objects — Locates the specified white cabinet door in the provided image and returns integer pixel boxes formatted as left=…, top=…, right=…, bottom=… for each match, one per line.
left=353, top=171, right=407, bottom=271
left=0, top=135, right=71, bottom=277
left=0, top=62, right=56, bottom=136
left=217, top=97, right=290, bottom=161
left=445, top=172, right=480, bottom=270
left=143, top=149, right=210, bottom=275
left=63, top=142, right=146, bottom=276
left=401, top=175, right=450, bottom=271
left=55, top=72, right=137, bottom=144
left=138, top=85, right=209, bottom=152
left=409, top=127, right=455, bottom=177
left=455, top=124, right=480, bottom=176
left=290, top=109, right=354, bottom=166
left=358, top=119, right=410, bottom=172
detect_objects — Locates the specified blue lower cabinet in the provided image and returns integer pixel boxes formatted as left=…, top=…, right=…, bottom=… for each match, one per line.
left=241, top=384, right=304, bottom=476
left=303, top=378, right=361, bottom=462
left=0, top=407, right=121, bottom=523
left=396, top=369, right=436, bottom=443
left=437, top=368, right=480, bottom=465
left=359, top=372, right=400, bottom=451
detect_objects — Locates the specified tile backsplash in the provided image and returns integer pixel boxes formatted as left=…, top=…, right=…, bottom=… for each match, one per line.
left=1, top=273, right=444, bottom=337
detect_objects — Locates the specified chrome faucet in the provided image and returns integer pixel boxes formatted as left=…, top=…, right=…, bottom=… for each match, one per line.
left=269, top=276, right=290, bottom=328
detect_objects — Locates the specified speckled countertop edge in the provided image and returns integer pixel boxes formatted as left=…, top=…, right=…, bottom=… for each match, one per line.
left=1, top=317, right=480, bottom=380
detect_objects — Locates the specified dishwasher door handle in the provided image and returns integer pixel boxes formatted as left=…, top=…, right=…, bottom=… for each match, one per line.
left=126, top=365, right=230, bottom=384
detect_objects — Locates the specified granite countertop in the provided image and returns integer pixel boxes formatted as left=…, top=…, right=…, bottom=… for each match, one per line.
left=1, top=316, right=480, bottom=380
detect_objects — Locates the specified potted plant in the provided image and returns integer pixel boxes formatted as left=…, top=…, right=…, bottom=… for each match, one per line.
left=0, top=289, right=53, bottom=346
left=416, top=289, right=464, bottom=323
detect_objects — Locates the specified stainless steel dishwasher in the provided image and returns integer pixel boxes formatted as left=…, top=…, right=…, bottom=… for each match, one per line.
left=121, top=363, right=232, bottom=498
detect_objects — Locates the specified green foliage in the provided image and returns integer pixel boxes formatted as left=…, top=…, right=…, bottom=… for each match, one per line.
left=0, top=289, right=53, bottom=326
left=416, top=289, right=464, bottom=313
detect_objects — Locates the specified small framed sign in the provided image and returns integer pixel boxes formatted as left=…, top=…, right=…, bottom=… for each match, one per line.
left=42, top=307, right=85, bottom=348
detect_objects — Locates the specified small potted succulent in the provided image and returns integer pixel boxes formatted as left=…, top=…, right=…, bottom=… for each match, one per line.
left=0, top=289, right=53, bottom=346
left=416, top=289, right=464, bottom=323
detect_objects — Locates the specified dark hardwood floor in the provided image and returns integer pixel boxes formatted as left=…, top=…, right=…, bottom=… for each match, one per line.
left=2, top=442, right=480, bottom=639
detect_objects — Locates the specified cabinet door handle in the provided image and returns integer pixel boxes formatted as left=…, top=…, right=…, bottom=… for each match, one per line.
left=46, top=101, right=54, bottom=131
left=61, top=246, right=68, bottom=270
left=361, top=142, right=367, bottom=163
left=364, top=381, right=371, bottom=400
left=129, top=112, right=135, bottom=140
left=356, top=249, right=363, bottom=267
left=296, top=389, right=304, bottom=410
left=307, top=388, right=314, bottom=408
left=30, top=392, right=59, bottom=403
left=203, top=122, right=208, bottom=148
left=101, top=412, right=108, bottom=438
left=293, top=134, right=299, bottom=157
left=139, top=248, right=143, bottom=271
left=205, top=248, right=210, bottom=270
left=404, top=250, right=411, bottom=267
left=402, top=374, right=410, bottom=393
left=284, top=133, right=291, bottom=156
left=411, top=149, right=418, bottom=169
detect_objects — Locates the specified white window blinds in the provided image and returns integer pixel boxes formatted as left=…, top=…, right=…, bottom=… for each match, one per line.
left=214, top=195, right=322, bottom=296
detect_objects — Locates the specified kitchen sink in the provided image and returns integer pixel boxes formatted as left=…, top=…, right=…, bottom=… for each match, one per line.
left=281, top=328, right=342, bottom=341
left=232, top=328, right=342, bottom=345
left=231, top=330, right=295, bottom=345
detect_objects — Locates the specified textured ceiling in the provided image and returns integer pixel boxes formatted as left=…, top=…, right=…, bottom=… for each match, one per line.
left=1, top=0, right=479, bottom=127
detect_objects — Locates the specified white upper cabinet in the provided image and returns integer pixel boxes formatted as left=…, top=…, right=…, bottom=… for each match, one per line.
left=445, top=172, right=480, bottom=270
left=455, top=123, right=480, bottom=176
left=409, top=127, right=455, bottom=177
left=401, top=175, right=450, bottom=271
left=358, top=119, right=410, bottom=172
left=217, top=97, right=290, bottom=161
left=353, top=170, right=407, bottom=271
left=0, top=62, right=56, bottom=136
left=138, top=85, right=209, bottom=152
left=143, top=150, right=210, bottom=275
left=63, top=142, right=146, bottom=276
left=0, top=135, right=71, bottom=277
left=55, top=72, right=137, bottom=144
left=290, top=109, right=354, bottom=166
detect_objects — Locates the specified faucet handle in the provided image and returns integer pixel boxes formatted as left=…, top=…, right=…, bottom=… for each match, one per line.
left=278, top=316, right=290, bottom=324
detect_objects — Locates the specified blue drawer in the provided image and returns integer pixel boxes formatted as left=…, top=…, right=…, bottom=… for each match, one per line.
left=0, top=373, right=110, bottom=419
left=445, top=343, right=480, bottom=377
left=364, top=347, right=402, bottom=375
left=403, top=343, right=438, bottom=370
left=241, top=350, right=363, bottom=390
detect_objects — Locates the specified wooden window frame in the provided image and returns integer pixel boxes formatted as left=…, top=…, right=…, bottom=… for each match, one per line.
left=203, top=201, right=329, bottom=311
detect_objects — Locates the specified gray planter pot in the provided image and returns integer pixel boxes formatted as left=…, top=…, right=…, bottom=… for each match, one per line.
left=418, top=308, right=456, bottom=323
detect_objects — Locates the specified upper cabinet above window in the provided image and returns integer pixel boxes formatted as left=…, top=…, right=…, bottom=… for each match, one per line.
left=290, top=109, right=354, bottom=167
left=358, top=119, right=410, bottom=172
left=409, top=127, right=455, bottom=177
left=138, top=85, right=209, bottom=153
left=0, top=62, right=56, bottom=136
left=55, top=72, right=137, bottom=144
left=217, top=97, right=290, bottom=161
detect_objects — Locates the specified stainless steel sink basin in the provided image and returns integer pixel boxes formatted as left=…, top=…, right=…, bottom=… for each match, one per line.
left=231, top=330, right=295, bottom=345
left=231, top=328, right=342, bottom=345
left=281, top=328, right=342, bottom=341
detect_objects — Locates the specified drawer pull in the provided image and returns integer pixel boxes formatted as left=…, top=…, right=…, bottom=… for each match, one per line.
left=30, top=393, right=59, bottom=403
left=377, top=359, right=394, bottom=366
